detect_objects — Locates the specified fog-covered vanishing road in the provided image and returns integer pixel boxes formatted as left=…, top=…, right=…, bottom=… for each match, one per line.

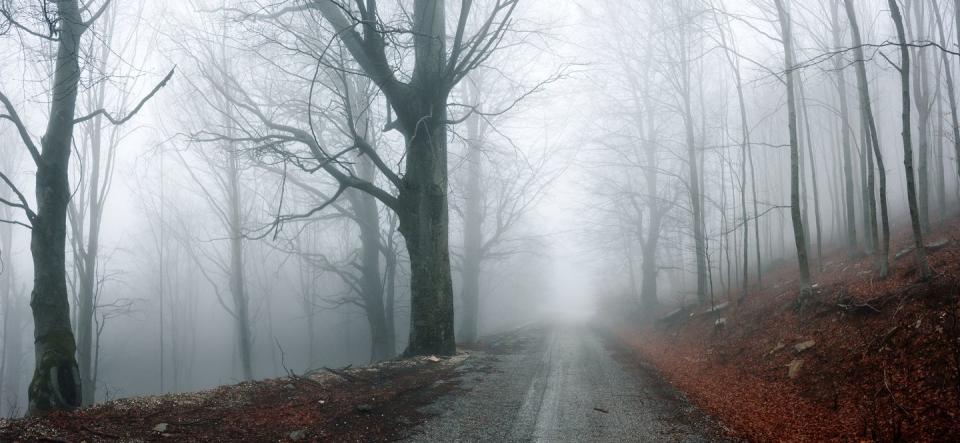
left=408, top=322, right=728, bottom=442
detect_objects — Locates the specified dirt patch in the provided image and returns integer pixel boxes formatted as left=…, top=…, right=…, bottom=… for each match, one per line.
left=611, top=218, right=960, bottom=442
left=0, top=354, right=470, bottom=442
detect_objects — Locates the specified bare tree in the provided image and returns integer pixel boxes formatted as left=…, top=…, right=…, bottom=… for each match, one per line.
left=0, top=0, right=172, bottom=414
left=843, top=0, right=891, bottom=276
left=66, top=0, right=150, bottom=405
left=888, top=0, right=932, bottom=279
left=773, top=0, right=813, bottom=304
left=930, top=0, right=960, bottom=201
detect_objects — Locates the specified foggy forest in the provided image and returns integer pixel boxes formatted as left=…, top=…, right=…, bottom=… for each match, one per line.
left=1, top=0, right=960, bottom=441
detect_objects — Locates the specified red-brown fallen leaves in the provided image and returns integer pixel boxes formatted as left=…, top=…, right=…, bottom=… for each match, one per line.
left=615, top=219, right=960, bottom=442
left=0, top=354, right=467, bottom=442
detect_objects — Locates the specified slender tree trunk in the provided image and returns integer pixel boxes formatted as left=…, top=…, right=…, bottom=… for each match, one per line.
left=932, top=0, right=960, bottom=204
left=458, top=111, right=483, bottom=344
left=74, top=3, right=116, bottom=406
left=717, top=14, right=754, bottom=297
left=226, top=148, right=253, bottom=381
left=798, top=81, right=824, bottom=269
left=909, top=0, right=933, bottom=231
left=774, top=0, right=813, bottom=304
left=832, top=0, right=858, bottom=252
left=28, top=0, right=84, bottom=415
left=639, top=112, right=662, bottom=310
left=351, top=165, right=391, bottom=361
left=682, top=70, right=707, bottom=303
left=845, top=0, right=891, bottom=276
left=889, top=0, right=932, bottom=279
left=0, top=203, right=21, bottom=416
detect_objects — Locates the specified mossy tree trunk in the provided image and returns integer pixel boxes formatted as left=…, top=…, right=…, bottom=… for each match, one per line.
left=28, top=0, right=84, bottom=415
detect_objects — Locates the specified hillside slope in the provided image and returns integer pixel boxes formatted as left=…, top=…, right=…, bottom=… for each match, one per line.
left=616, top=219, right=960, bottom=441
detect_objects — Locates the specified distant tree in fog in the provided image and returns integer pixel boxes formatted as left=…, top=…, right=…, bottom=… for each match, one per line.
left=452, top=72, right=557, bottom=344
left=66, top=0, right=153, bottom=405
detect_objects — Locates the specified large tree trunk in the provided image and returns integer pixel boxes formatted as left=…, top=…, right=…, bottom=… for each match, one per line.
left=844, top=0, right=891, bottom=276
left=393, top=1, right=457, bottom=357
left=889, top=0, right=932, bottom=279
left=316, top=0, right=458, bottom=356
left=397, top=105, right=456, bottom=355
left=398, top=154, right=456, bottom=356
left=28, top=0, right=84, bottom=415
left=774, top=0, right=813, bottom=305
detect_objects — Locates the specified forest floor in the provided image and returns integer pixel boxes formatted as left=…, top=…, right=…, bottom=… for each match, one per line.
left=0, top=353, right=471, bottom=442
left=613, top=217, right=960, bottom=442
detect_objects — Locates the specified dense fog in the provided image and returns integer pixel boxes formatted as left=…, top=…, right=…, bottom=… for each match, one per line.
left=0, top=0, right=957, bottom=417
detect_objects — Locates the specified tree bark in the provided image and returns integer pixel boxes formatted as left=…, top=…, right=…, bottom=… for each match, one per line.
left=28, top=0, right=84, bottom=415
left=888, top=0, right=932, bottom=279
left=908, top=0, right=932, bottom=231
left=844, top=0, right=891, bottom=276
left=774, top=0, right=813, bottom=304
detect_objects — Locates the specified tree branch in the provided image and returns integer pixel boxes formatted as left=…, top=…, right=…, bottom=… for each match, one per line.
left=73, top=67, right=175, bottom=125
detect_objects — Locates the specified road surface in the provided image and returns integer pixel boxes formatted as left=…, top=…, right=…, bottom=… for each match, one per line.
left=407, top=321, right=728, bottom=442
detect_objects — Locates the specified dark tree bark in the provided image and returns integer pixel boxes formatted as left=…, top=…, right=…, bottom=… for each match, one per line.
left=25, top=0, right=86, bottom=415
left=888, top=0, right=932, bottom=279
left=774, top=0, right=813, bottom=304
left=315, top=0, right=517, bottom=356
left=844, top=0, right=891, bottom=277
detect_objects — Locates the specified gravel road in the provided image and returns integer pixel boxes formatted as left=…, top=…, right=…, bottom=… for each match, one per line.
left=406, top=320, right=729, bottom=442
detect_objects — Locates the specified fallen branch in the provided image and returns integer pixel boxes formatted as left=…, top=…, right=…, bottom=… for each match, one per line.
left=323, top=366, right=356, bottom=382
